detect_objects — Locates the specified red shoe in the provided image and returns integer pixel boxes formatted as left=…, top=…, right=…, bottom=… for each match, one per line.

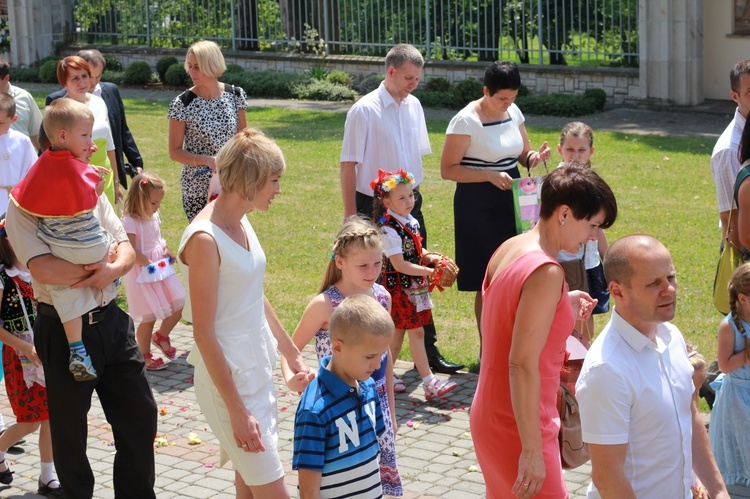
left=151, top=331, right=177, bottom=360
left=393, top=375, right=407, bottom=393
left=424, top=378, right=457, bottom=400
left=144, top=353, right=167, bottom=371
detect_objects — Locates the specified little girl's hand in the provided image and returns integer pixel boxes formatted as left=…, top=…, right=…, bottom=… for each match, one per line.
left=287, top=370, right=316, bottom=393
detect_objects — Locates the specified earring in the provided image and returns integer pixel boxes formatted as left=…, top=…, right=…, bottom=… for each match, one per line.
left=561, top=220, right=566, bottom=227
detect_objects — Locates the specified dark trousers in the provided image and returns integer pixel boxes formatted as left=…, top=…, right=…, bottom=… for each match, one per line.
left=35, top=302, right=158, bottom=499
left=356, top=189, right=440, bottom=358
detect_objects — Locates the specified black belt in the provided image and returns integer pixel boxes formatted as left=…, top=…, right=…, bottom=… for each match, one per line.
left=37, top=301, right=113, bottom=325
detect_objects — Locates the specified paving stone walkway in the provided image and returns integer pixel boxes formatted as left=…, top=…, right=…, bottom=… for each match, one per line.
left=0, top=322, right=599, bottom=498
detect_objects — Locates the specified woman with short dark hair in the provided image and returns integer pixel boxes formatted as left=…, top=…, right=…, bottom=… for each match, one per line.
left=440, top=61, right=551, bottom=347
left=470, top=164, right=617, bottom=498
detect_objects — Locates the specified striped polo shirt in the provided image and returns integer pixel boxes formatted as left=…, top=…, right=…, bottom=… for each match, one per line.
left=293, top=356, right=385, bottom=498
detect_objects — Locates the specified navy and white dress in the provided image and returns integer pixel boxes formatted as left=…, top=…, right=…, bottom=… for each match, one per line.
left=446, top=102, right=525, bottom=291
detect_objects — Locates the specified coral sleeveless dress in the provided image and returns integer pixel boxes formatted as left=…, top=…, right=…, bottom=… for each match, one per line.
left=470, top=250, right=573, bottom=498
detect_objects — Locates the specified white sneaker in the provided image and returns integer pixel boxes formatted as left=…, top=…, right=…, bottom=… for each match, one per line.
left=423, top=377, right=457, bottom=400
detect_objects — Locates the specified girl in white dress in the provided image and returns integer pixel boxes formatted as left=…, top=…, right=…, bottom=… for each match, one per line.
left=179, top=128, right=313, bottom=498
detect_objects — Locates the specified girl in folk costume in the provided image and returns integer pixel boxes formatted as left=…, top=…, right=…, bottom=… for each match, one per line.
left=372, top=169, right=458, bottom=400
left=0, top=220, right=61, bottom=496
left=122, top=173, right=186, bottom=370
left=281, top=216, right=403, bottom=496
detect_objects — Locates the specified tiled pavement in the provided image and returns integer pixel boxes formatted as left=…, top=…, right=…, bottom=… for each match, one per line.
left=0, top=322, right=593, bottom=498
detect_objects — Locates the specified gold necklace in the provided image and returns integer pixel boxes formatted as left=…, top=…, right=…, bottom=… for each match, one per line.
left=213, top=204, right=246, bottom=249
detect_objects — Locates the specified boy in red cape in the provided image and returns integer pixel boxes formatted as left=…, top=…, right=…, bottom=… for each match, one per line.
left=10, top=99, right=113, bottom=381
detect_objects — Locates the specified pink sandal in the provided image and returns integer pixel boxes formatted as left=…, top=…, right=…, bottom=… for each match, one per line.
left=393, top=375, right=407, bottom=393
left=143, top=353, right=167, bottom=371
left=151, top=331, right=177, bottom=360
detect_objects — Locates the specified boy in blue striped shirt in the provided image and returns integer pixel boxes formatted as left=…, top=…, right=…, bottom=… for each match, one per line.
left=293, top=294, right=393, bottom=498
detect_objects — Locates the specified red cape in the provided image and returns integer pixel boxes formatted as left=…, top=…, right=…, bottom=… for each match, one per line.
left=10, top=149, right=100, bottom=217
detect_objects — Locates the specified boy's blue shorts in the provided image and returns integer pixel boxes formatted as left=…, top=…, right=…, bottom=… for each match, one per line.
left=587, top=263, right=610, bottom=315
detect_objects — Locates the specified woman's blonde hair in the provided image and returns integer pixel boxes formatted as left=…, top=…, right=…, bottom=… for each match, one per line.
left=729, top=263, right=750, bottom=364
left=184, top=40, right=227, bottom=78
left=124, top=172, right=166, bottom=220
left=216, top=128, right=285, bottom=201
left=320, top=216, right=383, bottom=293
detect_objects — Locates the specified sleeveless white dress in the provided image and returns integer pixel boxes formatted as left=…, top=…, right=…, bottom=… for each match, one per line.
left=178, top=217, right=282, bottom=486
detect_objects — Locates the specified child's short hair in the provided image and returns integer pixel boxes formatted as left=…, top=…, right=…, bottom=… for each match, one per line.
left=42, top=99, right=94, bottom=146
left=686, top=343, right=708, bottom=377
left=329, top=295, right=394, bottom=344
left=184, top=40, right=227, bottom=78
left=216, top=128, right=285, bottom=201
left=124, top=172, right=166, bottom=219
left=0, top=92, right=15, bottom=119
left=559, top=121, right=594, bottom=148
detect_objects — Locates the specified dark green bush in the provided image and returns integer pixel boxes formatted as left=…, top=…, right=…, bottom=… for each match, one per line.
left=518, top=83, right=530, bottom=97
left=412, top=89, right=454, bottom=108
left=156, top=56, right=179, bottom=82
left=424, top=77, right=451, bottom=92
left=295, top=80, right=357, bottom=101
left=101, top=70, right=124, bottom=86
left=123, top=61, right=152, bottom=85
left=104, top=55, right=123, bottom=72
left=225, top=63, right=244, bottom=74
left=516, top=93, right=600, bottom=117
left=37, top=56, right=59, bottom=68
left=220, top=71, right=247, bottom=89
left=9, top=66, right=41, bottom=83
left=451, top=77, right=483, bottom=107
left=357, top=74, right=384, bottom=94
left=244, top=71, right=309, bottom=99
left=38, top=60, right=59, bottom=84
left=164, top=64, right=190, bottom=86
left=583, top=88, right=607, bottom=110
left=326, top=70, right=352, bottom=88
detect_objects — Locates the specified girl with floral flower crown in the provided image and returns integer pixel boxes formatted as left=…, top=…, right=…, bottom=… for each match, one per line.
left=122, top=173, right=185, bottom=371
left=372, top=169, right=459, bottom=400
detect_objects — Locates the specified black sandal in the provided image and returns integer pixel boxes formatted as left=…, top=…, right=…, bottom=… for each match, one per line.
left=0, top=459, right=13, bottom=485
left=37, top=478, right=62, bottom=497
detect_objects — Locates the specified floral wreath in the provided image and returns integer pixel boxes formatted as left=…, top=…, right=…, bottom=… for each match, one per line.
left=370, top=168, right=416, bottom=199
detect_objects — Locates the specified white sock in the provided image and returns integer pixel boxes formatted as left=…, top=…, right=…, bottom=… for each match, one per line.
left=40, top=462, right=56, bottom=486
left=0, top=451, right=6, bottom=468
left=422, top=374, right=435, bottom=386
left=0, top=414, right=6, bottom=433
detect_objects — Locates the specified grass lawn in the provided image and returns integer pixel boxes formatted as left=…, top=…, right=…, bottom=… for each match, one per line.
left=31, top=92, right=722, bottom=371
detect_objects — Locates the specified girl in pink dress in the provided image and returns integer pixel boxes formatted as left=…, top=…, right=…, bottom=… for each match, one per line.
left=122, top=173, right=186, bottom=370
left=471, top=165, right=617, bottom=499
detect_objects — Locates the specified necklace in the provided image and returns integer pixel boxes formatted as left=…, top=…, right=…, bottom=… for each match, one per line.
left=479, top=98, right=505, bottom=122
left=213, top=204, right=246, bottom=249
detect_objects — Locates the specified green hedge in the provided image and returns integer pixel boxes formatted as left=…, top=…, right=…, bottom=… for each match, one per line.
left=123, top=61, right=153, bottom=85
left=156, top=56, right=179, bottom=83
left=295, top=80, right=357, bottom=101
left=164, top=64, right=190, bottom=86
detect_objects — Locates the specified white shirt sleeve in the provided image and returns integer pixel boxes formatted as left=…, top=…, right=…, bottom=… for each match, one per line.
left=340, top=105, right=368, bottom=164
left=380, top=226, right=403, bottom=257
left=576, top=362, right=632, bottom=445
left=712, top=148, right=740, bottom=213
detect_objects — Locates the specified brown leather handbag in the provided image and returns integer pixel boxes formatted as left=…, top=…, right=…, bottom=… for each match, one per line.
left=557, top=329, right=591, bottom=469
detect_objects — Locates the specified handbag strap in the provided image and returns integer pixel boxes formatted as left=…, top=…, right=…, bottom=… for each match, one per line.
left=11, top=275, right=33, bottom=334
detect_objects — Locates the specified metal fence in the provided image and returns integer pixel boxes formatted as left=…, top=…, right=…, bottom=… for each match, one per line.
left=73, top=0, right=638, bottom=66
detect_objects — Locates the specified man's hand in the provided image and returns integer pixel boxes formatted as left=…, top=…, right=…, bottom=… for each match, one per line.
left=72, top=261, right=119, bottom=290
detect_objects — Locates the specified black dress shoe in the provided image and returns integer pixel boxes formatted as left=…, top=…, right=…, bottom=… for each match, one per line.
left=429, top=354, right=465, bottom=374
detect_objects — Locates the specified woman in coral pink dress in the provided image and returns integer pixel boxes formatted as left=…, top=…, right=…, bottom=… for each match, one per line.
left=470, top=165, right=617, bottom=498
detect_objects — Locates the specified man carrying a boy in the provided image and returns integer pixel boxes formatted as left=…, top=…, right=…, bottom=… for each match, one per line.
left=0, top=58, right=43, bottom=150
left=293, top=294, right=391, bottom=498
left=576, top=235, right=727, bottom=498
left=711, top=59, right=750, bottom=246
left=340, top=43, right=463, bottom=374
left=6, top=99, right=157, bottom=498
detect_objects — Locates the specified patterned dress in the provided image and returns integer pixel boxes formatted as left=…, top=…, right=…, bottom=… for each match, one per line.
left=314, top=284, right=403, bottom=496
left=167, top=85, right=248, bottom=221
left=0, top=267, right=48, bottom=422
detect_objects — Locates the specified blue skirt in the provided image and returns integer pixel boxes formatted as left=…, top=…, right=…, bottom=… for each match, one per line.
left=709, top=374, right=750, bottom=487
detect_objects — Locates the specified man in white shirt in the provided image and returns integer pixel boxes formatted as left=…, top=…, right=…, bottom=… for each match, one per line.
left=0, top=59, right=43, bottom=149
left=340, top=44, right=463, bottom=373
left=576, top=235, right=727, bottom=499
left=711, top=59, right=750, bottom=244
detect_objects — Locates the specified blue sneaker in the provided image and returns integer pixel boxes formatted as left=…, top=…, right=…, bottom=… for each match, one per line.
left=69, top=353, right=97, bottom=381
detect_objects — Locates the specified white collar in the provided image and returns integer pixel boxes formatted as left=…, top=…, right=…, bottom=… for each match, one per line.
left=610, top=308, right=674, bottom=353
